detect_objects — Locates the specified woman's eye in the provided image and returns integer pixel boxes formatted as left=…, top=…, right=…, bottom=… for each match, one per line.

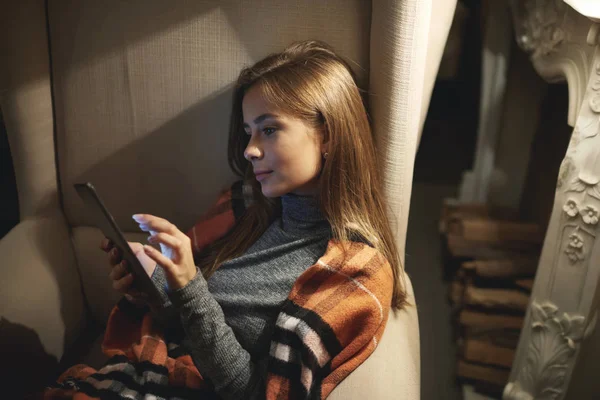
left=263, top=127, right=277, bottom=135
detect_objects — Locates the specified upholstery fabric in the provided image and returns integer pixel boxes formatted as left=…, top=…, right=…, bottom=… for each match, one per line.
left=370, top=0, right=431, bottom=263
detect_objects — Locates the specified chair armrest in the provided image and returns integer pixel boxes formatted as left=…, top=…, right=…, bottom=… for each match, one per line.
left=0, top=211, right=86, bottom=390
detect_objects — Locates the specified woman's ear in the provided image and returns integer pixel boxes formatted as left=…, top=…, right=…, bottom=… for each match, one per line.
left=321, top=141, right=329, bottom=156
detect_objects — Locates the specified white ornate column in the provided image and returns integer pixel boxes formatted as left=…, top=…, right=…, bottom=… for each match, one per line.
left=504, top=1, right=600, bottom=399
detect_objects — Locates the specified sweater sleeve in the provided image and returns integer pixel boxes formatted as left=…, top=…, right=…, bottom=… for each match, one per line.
left=167, top=269, right=266, bottom=399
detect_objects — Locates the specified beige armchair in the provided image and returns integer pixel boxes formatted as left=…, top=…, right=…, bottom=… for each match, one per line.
left=0, top=0, right=456, bottom=398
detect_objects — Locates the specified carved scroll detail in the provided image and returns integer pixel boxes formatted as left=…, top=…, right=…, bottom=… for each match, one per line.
left=511, top=0, right=568, bottom=57
left=504, top=301, right=586, bottom=400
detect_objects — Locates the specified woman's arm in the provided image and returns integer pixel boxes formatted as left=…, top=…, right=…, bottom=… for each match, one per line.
left=143, top=179, right=248, bottom=324
left=167, top=270, right=265, bottom=399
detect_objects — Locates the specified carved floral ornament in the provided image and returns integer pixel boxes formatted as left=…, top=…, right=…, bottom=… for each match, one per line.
left=504, top=301, right=587, bottom=400
left=562, top=197, right=597, bottom=263
left=565, top=230, right=585, bottom=262
left=562, top=198, right=599, bottom=224
left=580, top=204, right=599, bottom=224
left=561, top=119, right=600, bottom=261
left=562, top=196, right=598, bottom=265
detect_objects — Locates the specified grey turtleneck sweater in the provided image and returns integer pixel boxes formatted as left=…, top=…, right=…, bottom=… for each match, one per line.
left=149, top=192, right=332, bottom=399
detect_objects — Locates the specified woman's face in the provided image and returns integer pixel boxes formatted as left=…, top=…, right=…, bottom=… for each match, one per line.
left=242, top=84, right=327, bottom=198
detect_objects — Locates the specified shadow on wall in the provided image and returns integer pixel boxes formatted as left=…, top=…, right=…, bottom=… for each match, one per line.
left=69, top=84, right=237, bottom=232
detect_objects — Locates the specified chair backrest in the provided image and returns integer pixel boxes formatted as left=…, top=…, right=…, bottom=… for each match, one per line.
left=2, top=1, right=434, bottom=397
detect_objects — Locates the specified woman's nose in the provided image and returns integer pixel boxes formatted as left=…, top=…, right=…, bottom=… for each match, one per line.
left=244, top=136, right=263, bottom=161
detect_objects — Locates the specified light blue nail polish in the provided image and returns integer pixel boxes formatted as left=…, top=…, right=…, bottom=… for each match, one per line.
left=139, top=224, right=150, bottom=231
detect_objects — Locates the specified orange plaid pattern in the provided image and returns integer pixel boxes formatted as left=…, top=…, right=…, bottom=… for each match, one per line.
left=43, top=303, right=213, bottom=400
left=266, top=240, right=392, bottom=399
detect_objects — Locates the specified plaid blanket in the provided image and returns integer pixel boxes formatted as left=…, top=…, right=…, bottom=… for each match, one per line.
left=45, top=181, right=393, bottom=399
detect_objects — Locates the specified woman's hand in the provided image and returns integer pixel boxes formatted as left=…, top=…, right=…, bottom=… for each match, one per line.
left=100, top=238, right=157, bottom=305
left=132, top=213, right=197, bottom=290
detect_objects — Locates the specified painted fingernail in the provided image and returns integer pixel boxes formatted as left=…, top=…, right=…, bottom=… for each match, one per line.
left=139, top=224, right=149, bottom=231
left=147, top=235, right=156, bottom=243
left=132, top=214, right=144, bottom=221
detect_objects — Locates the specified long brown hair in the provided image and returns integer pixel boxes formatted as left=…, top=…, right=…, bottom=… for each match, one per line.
left=199, top=40, right=408, bottom=310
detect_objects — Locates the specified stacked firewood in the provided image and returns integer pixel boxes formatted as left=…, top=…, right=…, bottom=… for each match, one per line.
left=440, top=200, right=543, bottom=396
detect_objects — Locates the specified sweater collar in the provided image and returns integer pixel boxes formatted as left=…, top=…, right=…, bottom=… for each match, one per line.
left=280, top=193, right=331, bottom=235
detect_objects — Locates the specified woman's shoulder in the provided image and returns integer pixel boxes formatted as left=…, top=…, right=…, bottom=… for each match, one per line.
left=321, top=236, right=392, bottom=276
left=293, top=237, right=394, bottom=324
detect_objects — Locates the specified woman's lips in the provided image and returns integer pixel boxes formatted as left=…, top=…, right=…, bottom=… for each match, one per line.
left=255, top=171, right=272, bottom=182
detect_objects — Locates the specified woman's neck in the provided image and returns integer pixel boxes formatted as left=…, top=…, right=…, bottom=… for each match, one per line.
left=280, top=193, right=330, bottom=235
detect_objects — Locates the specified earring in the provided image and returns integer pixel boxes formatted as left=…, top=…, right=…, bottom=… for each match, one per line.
left=323, top=152, right=329, bottom=159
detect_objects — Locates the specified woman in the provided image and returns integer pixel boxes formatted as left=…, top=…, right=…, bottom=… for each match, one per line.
left=48, top=40, right=408, bottom=400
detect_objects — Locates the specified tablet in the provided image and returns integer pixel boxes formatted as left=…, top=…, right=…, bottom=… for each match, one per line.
left=74, top=182, right=162, bottom=307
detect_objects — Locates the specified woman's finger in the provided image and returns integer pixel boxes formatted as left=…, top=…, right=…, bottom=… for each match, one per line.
left=113, top=273, right=134, bottom=293
left=133, top=214, right=174, bottom=234
left=142, top=244, right=176, bottom=273
left=109, top=247, right=122, bottom=265
left=134, top=214, right=188, bottom=241
left=148, top=232, right=182, bottom=251
left=109, top=260, right=128, bottom=280
left=100, top=237, right=114, bottom=252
